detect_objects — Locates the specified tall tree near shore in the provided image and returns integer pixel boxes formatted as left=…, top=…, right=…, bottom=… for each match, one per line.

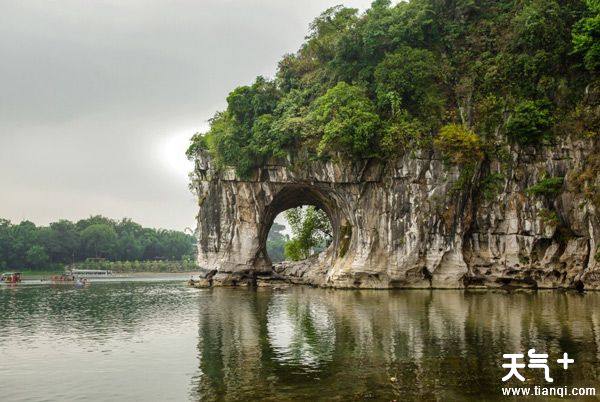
left=80, top=224, right=118, bottom=258
left=284, top=206, right=332, bottom=261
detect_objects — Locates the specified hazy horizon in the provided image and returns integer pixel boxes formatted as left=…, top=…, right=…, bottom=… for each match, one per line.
left=1, top=0, right=372, bottom=231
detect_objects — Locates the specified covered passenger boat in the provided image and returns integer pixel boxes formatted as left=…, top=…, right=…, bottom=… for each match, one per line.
left=0, top=272, right=22, bottom=284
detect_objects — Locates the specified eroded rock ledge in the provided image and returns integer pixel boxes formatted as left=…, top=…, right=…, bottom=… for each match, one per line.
left=189, top=136, right=600, bottom=290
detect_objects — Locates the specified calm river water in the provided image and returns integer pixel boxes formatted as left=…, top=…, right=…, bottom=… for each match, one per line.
left=1, top=281, right=600, bottom=401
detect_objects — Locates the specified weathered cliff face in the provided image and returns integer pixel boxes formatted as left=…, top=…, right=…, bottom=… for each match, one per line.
left=191, top=136, right=600, bottom=289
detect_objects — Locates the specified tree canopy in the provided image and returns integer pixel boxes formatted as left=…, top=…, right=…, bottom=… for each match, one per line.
left=283, top=206, right=332, bottom=261
left=188, top=0, right=599, bottom=179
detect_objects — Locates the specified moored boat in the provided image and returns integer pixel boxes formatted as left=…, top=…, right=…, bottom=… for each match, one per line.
left=51, top=273, right=76, bottom=282
left=68, top=269, right=113, bottom=279
left=51, top=269, right=113, bottom=283
left=0, top=272, right=22, bottom=284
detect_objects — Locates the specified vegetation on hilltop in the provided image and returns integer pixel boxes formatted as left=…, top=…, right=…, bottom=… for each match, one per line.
left=187, top=0, right=599, bottom=179
left=0, top=216, right=196, bottom=271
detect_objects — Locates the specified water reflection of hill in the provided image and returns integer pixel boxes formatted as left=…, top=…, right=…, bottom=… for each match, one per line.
left=3, top=284, right=600, bottom=400
left=192, top=288, right=600, bottom=401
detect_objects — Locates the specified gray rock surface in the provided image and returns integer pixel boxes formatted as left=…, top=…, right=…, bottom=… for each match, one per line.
left=190, top=136, right=600, bottom=289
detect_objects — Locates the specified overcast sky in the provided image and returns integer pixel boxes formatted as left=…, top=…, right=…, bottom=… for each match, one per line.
left=0, top=0, right=372, bottom=231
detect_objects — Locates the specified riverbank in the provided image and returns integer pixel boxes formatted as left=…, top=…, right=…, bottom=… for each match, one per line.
left=6, top=263, right=203, bottom=280
left=17, top=270, right=63, bottom=279
left=5, top=271, right=206, bottom=284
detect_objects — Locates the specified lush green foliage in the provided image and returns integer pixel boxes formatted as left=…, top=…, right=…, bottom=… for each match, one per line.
left=80, top=224, right=118, bottom=259
left=526, top=177, right=565, bottom=197
left=374, top=46, right=442, bottom=126
left=572, top=0, right=600, bottom=71
left=506, top=100, right=553, bottom=145
left=266, top=210, right=332, bottom=263
left=307, top=82, right=381, bottom=157
left=434, top=124, right=483, bottom=166
left=283, top=207, right=332, bottom=261
left=187, top=0, right=596, bottom=176
left=0, top=216, right=196, bottom=271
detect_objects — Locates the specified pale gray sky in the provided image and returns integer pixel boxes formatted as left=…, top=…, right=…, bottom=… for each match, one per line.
left=0, top=0, right=372, bottom=231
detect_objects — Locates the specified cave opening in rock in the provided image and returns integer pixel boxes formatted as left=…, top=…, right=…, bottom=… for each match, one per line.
left=266, top=206, right=333, bottom=263
left=256, top=185, right=340, bottom=268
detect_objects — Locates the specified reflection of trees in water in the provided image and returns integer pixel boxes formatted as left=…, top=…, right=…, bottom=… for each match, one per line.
left=0, top=283, right=196, bottom=344
left=191, top=289, right=600, bottom=401
left=266, top=292, right=335, bottom=367
left=6, top=285, right=600, bottom=400
left=191, top=289, right=268, bottom=401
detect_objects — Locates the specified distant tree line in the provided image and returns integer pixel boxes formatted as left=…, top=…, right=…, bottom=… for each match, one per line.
left=266, top=222, right=289, bottom=263
left=69, top=259, right=199, bottom=273
left=0, top=215, right=196, bottom=271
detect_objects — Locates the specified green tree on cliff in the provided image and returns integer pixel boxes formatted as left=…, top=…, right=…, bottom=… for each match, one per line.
left=572, top=0, right=600, bottom=71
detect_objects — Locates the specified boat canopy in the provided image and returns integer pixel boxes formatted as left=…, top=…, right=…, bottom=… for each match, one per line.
left=68, top=269, right=112, bottom=274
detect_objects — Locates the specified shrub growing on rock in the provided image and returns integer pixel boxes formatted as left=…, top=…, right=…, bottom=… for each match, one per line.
left=506, top=100, right=553, bottom=146
left=527, top=177, right=564, bottom=197
left=433, top=124, right=484, bottom=167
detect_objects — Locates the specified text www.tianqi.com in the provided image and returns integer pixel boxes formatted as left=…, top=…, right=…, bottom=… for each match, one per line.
left=502, top=386, right=596, bottom=398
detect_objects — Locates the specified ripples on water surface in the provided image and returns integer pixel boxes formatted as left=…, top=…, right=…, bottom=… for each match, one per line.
left=1, top=282, right=600, bottom=401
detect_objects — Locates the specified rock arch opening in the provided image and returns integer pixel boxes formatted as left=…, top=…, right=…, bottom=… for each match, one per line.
left=255, top=185, right=342, bottom=270
left=266, top=206, right=333, bottom=263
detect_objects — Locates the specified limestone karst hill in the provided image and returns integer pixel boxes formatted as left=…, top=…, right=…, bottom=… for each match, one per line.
left=188, top=0, right=600, bottom=289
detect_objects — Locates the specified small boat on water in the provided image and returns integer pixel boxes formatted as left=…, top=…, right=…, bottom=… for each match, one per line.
left=0, top=272, right=22, bottom=284
left=74, top=278, right=90, bottom=288
left=50, top=273, right=76, bottom=283
left=51, top=269, right=113, bottom=283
